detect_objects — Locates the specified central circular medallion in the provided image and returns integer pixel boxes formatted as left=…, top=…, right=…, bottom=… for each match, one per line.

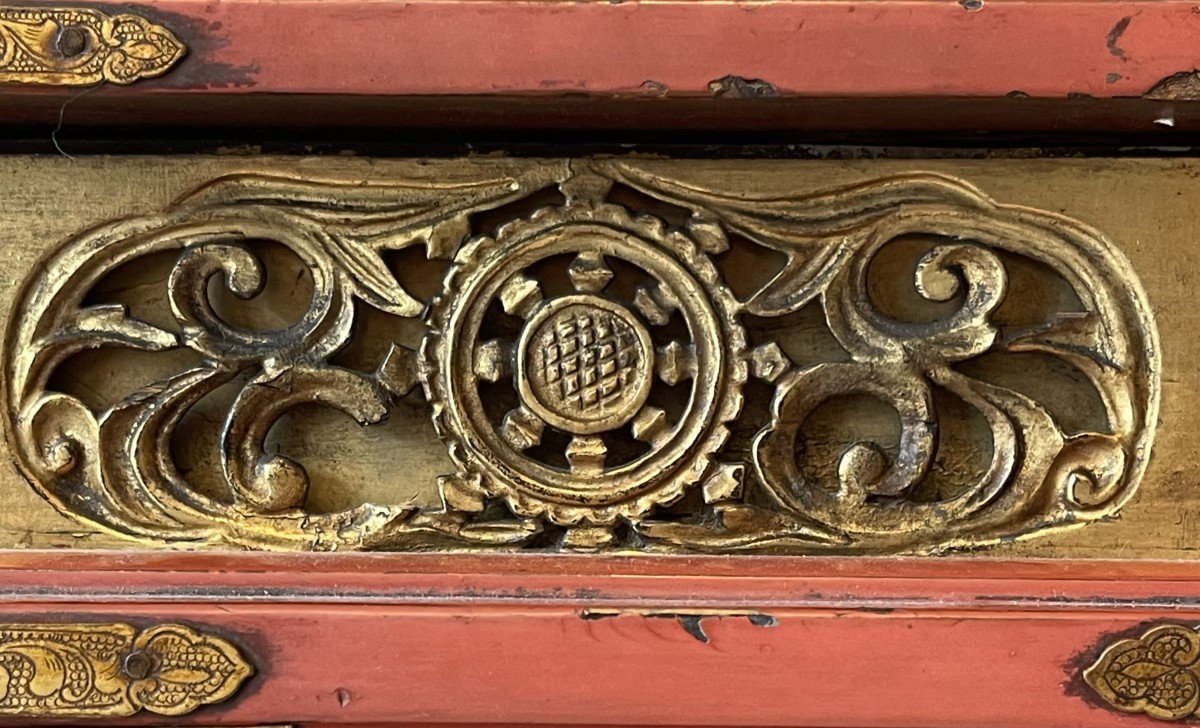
left=422, top=203, right=747, bottom=526
left=517, top=294, right=655, bottom=435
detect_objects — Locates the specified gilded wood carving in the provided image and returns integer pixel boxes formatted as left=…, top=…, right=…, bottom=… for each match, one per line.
left=1085, top=624, right=1200, bottom=721
left=0, top=622, right=252, bottom=718
left=0, top=6, right=184, bottom=86
left=0, top=163, right=1160, bottom=552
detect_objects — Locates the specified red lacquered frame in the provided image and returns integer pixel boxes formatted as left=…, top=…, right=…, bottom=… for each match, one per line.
left=6, top=0, right=1200, bottom=134
left=137, top=0, right=1200, bottom=99
left=2, top=2, right=1193, bottom=727
left=0, top=552, right=1195, bottom=727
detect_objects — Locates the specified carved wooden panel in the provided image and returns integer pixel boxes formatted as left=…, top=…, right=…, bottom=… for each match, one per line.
left=0, top=157, right=1188, bottom=556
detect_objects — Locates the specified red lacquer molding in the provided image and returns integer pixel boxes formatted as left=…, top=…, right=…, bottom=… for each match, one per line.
left=35, top=0, right=1200, bottom=99
left=8, top=0, right=1200, bottom=133
left=0, top=551, right=1199, bottom=611
left=2, top=552, right=1200, bottom=727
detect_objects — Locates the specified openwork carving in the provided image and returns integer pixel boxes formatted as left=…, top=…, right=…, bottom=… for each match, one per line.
left=1, top=163, right=1159, bottom=552
left=1084, top=624, right=1200, bottom=721
left=0, top=6, right=185, bottom=86
left=0, top=621, right=252, bottom=718
left=422, top=202, right=746, bottom=545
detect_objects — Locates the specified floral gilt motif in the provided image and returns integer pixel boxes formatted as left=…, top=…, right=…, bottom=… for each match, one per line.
left=0, top=163, right=1160, bottom=552
left=1085, top=624, right=1200, bottom=721
left=0, top=6, right=185, bottom=86
left=0, top=622, right=252, bottom=718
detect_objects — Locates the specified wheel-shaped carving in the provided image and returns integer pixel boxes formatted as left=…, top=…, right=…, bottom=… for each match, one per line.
left=421, top=203, right=747, bottom=525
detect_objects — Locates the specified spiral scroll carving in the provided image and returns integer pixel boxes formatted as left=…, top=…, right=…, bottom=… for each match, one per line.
left=1, top=164, right=1159, bottom=552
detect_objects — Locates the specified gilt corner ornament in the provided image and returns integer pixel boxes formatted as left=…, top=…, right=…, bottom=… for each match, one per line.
left=0, top=6, right=185, bottom=86
left=0, top=162, right=1161, bottom=554
left=1084, top=624, right=1200, bottom=721
left=0, top=621, right=253, bottom=718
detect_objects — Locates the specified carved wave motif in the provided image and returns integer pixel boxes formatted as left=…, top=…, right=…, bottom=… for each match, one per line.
left=1, top=163, right=1160, bottom=552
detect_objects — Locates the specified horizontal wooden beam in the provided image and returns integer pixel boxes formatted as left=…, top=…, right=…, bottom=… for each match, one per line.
left=1, top=551, right=1199, bottom=609
left=6, top=1, right=1200, bottom=134
left=1, top=552, right=1193, bottom=726
left=56, top=0, right=1200, bottom=99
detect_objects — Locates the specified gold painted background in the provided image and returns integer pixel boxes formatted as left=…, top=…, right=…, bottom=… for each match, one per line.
left=0, top=156, right=1188, bottom=557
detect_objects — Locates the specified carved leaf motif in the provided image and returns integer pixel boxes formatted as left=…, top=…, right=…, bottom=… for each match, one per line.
left=1, top=165, right=1159, bottom=553
left=22, top=647, right=67, bottom=697
left=0, top=622, right=251, bottom=719
left=0, top=8, right=185, bottom=85
left=0, top=17, right=55, bottom=60
left=611, top=164, right=1157, bottom=552
left=128, top=625, right=253, bottom=716
left=173, top=172, right=563, bottom=316
left=1118, top=661, right=1178, bottom=680
left=5, top=166, right=576, bottom=550
left=63, top=306, right=178, bottom=350
left=96, top=367, right=232, bottom=539
left=1086, top=625, right=1200, bottom=721
left=223, top=364, right=392, bottom=512
left=601, top=163, right=991, bottom=316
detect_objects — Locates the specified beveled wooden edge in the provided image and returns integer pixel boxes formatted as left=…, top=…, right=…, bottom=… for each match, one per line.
left=7, top=95, right=1200, bottom=138
left=0, top=549, right=1196, bottom=579
left=3, top=550, right=1199, bottom=578
left=2, top=551, right=1200, bottom=612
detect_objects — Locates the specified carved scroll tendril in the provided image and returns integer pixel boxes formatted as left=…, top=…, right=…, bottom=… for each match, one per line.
left=2, top=162, right=1159, bottom=553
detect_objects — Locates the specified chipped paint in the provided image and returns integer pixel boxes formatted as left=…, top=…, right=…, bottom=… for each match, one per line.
left=707, top=75, right=780, bottom=99
left=1146, top=69, right=1200, bottom=100
left=580, top=609, right=780, bottom=644
left=1106, top=16, right=1132, bottom=60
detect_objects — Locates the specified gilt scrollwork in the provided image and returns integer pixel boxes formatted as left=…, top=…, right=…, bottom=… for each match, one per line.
left=0, top=621, right=252, bottom=718
left=1084, top=624, right=1200, bottom=721
left=0, top=162, right=1160, bottom=552
left=0, top=6, right=185, bottom=86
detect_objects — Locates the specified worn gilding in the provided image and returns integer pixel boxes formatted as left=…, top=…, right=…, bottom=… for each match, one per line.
left=0, top=6, right=184, bottom=86
left=0, top=621, right=252, bottom=718
left=1085, top=624, right=1200, bottom=721
left=0, top=161, right=1159, bottom=553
